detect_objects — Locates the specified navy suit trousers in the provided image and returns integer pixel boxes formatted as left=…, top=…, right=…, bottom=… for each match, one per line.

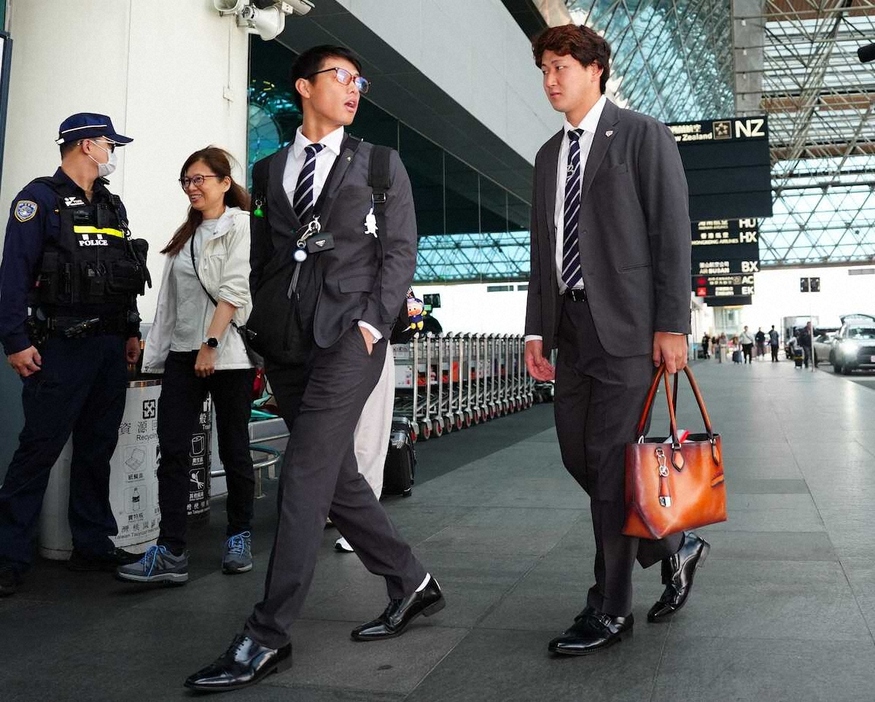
left=0, top=334, right=127, bottom=571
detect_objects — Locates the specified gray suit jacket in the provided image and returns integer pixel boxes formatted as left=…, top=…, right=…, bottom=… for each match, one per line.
left=251, top=137, right=417, bottom=349
left=525, top=100, right=691, bottom=357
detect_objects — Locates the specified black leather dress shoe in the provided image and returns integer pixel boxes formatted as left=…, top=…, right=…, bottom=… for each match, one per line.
left=67, top=547, right=140, bottom=572
left=548, top=609, right=634, bottom=656
left=351, top=575, right=445, bottom=641
left=647, top=531, right=710, bottom=623
left=184, top=634, right=292, bottom=692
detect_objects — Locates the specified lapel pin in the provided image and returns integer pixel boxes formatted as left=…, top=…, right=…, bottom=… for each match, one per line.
left=605, top=130, right=614, bottom=137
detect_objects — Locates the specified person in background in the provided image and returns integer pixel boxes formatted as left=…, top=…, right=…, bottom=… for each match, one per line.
left=0, top=113, right=146, bottom=597
left=768, top=325, right=780, bottom=362
left=798, top=321, right=813, bottom=368
left=754, top=327, right=766, bottom=360
left=117, top=147, right=256, bottom=585
left=739, top=325, right=754, bottom=364
left=700, top=333, right=710, bottom=359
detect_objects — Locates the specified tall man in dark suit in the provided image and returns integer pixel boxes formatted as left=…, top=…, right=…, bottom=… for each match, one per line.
left=524, top=25, right=709, bottom=656
left=186, top=45, right=444, bottom=692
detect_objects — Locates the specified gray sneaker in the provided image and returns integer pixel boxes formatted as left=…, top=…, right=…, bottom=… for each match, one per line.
left=116, top=545, right=189, bottom=585
left=222, top=532, right=253, bottom=574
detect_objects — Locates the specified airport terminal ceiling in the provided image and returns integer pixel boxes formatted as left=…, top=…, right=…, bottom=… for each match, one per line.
left=565, top=0, right=875, bottom=268
left=246, top=1, right=874, bottom=282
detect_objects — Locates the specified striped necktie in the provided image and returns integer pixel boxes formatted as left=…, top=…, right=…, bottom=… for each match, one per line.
left=293, top=143, right=326, bottom=223
left=562, top=129, right=584, bottom=290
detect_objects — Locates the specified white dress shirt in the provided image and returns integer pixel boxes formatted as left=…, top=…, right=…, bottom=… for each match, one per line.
left=283, top=125, right=382, bottom=341
left=554, top=94, right=607, bottom=295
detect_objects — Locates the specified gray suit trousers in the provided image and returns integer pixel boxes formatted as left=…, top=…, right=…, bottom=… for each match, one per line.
left=246, top=327, right=426, bottom=649
left=554, top=297, right=682, bottom=617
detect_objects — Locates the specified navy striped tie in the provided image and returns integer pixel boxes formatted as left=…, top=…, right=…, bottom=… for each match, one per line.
left=293, top=143, right=325, bottom=223
left=562, top=129, right=584, bottom=290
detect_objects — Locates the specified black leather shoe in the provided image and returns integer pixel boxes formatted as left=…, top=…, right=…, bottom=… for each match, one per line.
left=184, top=634, right=292, bottom=692
left=67, top=547, right=140, bottom=572
left=351, top=575, right=445, bottom=641
left=647, top=531, right=710, bottom=623
left=548, top=608, right=634, bottom=656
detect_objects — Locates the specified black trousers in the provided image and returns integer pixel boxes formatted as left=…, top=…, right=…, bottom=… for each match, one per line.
left=0, top=335, right=126, bottom=571
left=156, top=351, right=255, bottom=552
left=742, top=343, right=753, bottom=363
left=246, top=327, right=426, bottom=649
left=554, top=298, right=682, bottom=617
left=770, top=344, right=779, bottom=361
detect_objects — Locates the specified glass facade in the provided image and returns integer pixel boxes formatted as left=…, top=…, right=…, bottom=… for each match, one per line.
left=565, top=0, right=875, bottom=269
left=566, top=0, right=735, bottom=122
left=248, top=39, right=531, bottom=284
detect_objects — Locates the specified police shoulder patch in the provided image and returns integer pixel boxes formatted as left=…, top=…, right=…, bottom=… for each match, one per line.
left=14, top=200, right=38, bottom=223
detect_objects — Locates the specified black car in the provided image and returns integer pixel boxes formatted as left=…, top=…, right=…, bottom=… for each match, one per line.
left=831, top=313, right=875, bottom=374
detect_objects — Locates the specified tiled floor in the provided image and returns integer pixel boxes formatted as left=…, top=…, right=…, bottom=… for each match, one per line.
left=3, top=357, right=875, bottom=701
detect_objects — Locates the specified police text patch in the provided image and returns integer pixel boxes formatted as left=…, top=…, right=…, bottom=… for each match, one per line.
left=14, top=200, right=38, bottom=222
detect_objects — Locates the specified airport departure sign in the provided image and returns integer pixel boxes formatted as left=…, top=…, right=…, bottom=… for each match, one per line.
left=667, top=116, right=772, bottom=222
left=692, top=219, right=759, bottom=305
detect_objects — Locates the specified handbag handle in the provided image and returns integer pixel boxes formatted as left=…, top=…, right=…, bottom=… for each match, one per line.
left=635, top=364, right=719, bottom=469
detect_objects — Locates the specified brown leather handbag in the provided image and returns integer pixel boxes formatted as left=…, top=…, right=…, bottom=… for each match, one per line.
left=622, top=364, right=727, bottom=540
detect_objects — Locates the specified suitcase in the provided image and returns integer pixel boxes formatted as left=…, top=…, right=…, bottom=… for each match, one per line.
left=793, top=349, right=804, bottom=368
left=732, top=350, right=742, bottom=363
left=383, top=416, right=415, bottom=497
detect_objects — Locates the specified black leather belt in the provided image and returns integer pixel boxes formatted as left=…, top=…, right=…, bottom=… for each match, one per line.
left=564, top=288, right=587, bottom=302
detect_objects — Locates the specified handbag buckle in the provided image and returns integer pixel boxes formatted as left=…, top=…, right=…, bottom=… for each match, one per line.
left=656, top=446, right=669, bottom=477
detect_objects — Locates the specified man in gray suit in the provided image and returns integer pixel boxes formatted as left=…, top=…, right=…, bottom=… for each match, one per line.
left=524, top=24, right=709, bottom=656
left=186, top=45, right=444, bottom=692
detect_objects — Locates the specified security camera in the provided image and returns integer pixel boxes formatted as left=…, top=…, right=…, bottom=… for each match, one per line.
left=281, top=0, right=315, bottom=15
left=252, top=0, right=314, bottom=15
left=212, top=0, right=245, bottom=14
left=237, top=4, right=286, bottom=40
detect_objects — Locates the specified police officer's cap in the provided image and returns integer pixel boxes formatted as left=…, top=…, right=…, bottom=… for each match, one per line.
left=55, top=113, right=133, bottom=146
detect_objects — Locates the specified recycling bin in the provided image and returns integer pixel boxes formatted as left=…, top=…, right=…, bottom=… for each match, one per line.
left=38, top=379, right=212, bottom=560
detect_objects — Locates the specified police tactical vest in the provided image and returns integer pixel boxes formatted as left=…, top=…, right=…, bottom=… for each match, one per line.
left=30, top=176, right=149, bottom=314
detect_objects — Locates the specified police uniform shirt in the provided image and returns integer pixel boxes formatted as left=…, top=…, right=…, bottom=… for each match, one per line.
left=0, top=168, right=130, bottom=355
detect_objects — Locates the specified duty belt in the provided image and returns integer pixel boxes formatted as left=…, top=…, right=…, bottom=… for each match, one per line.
left=47, top=316, right=127, bottom=338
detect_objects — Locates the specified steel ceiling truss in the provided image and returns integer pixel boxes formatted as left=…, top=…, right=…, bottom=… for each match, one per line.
left=562, top=0, right=875, bottom=270
left=753, top=0, right=875, bottom=267
left=415, top=232, right=531, bottom=284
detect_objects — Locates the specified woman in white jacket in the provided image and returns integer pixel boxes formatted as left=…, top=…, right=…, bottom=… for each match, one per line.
left=118, top=147, right=255, bottom=585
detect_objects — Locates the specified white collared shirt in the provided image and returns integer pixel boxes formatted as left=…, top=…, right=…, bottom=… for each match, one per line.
left=282, top=125, right=345, bottom=209
left=553, top=94, right=607, bottom=294
left=281, top=125, right=382, bottom=342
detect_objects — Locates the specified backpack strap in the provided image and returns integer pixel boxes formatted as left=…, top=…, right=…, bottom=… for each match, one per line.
left=367, top=145, right=392, bottom=239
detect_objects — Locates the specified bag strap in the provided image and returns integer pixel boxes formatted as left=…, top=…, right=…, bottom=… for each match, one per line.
left=367, top=145, right=392, bottom=328
left=189, top=235, right=242, bottom=334
left=635, top=364, right=718, bottom=467
left=368, top=144, right=392, bottom=241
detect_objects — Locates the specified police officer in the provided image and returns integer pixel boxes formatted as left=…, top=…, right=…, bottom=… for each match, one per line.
left=0, top=113, right=149, bottom=596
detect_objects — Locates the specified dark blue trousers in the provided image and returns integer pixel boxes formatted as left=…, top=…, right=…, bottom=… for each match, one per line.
left=0, top=334, right=127, bottom=572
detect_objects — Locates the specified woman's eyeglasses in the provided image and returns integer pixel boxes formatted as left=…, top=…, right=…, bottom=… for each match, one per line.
left=306, top=66, right=370, bottom=94
left=179, top=174, right=223, bottom=189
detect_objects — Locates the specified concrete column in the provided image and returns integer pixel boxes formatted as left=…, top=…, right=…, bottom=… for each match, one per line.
left=0, top=0, right=250, bottom=322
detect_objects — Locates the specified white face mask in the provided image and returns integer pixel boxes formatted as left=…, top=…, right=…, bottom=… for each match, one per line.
left=88, top=141, right=117, bottom=178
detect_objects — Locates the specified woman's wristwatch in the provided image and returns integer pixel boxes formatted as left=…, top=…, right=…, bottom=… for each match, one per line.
left=203, top=337, right=219, bottom=349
